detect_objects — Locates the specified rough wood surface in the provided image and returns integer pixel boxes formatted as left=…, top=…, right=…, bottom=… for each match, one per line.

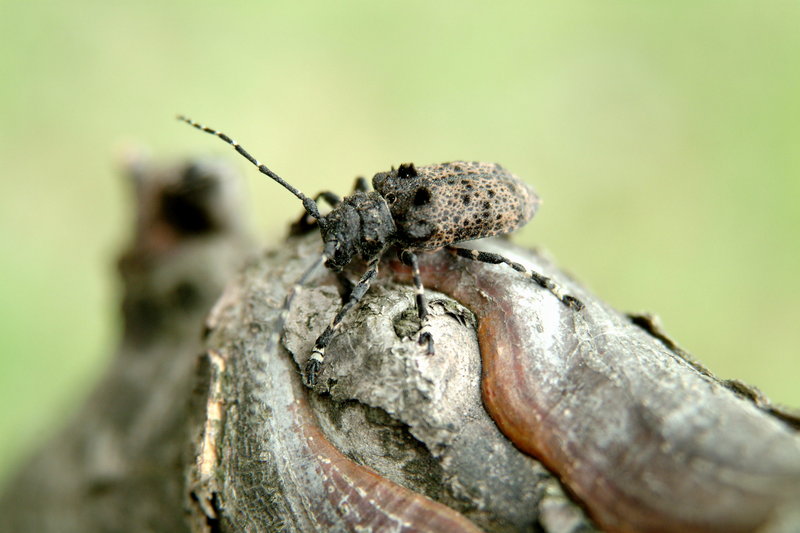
left=2, top=157, right=799, bottom=533
left=389, top=241, right=800, bottom=532
left=191, top=234, right=592, bottom=533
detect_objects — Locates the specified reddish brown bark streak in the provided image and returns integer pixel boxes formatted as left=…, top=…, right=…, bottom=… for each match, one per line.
left=390, top=251, right=800, bottom=533
left=291, top=397, right=483, bottom=532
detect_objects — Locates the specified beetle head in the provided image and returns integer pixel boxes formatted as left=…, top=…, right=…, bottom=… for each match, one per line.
left=318, top=207, right=359, bottom=271
left=318, top=192, right=396, bottom=271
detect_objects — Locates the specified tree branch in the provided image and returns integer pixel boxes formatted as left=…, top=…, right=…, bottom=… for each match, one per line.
left=2, top=157, right=799, bottom=533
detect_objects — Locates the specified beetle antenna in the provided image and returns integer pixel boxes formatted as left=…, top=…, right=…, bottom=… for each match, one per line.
left=177, top=115, right=322, bottom=221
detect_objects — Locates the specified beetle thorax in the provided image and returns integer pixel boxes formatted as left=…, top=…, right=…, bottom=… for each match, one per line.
left=319, top=191, right=396, bottom=271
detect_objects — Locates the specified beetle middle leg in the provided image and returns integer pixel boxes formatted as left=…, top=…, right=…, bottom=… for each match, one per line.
left=448, top=247, right=584, bottom=311
left=304, top=256, right=381, bottom=386
left=399, top=251, right=435, bottom=355
left=334, top=271, right=356, bottom=303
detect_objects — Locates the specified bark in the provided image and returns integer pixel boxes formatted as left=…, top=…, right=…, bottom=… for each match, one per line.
left=1, top=157, right=799, bottom=533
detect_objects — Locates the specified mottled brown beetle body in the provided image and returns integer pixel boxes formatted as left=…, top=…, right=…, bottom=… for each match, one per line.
left=373, top=161, right=540, bottom=249
left=178, top=116, right=582, bottom=386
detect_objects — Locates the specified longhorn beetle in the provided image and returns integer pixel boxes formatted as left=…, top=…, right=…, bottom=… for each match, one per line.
left=178, top=116, right=584, bottom=386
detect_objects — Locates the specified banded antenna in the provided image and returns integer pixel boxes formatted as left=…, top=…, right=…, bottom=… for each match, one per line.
left=177, top=115, right=322, bottom=221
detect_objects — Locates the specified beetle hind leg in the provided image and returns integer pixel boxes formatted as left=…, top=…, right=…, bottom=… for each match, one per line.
left=448, top=247, right=584, bottom=311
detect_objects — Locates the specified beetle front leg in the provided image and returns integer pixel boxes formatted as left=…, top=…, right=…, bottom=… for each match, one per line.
left=290, top=191, right=342, bottom=235
left=304, top=257, right=380, bottom=386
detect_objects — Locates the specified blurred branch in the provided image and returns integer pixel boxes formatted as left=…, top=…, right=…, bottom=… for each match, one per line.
left=0, top=157, right=252, bottom=533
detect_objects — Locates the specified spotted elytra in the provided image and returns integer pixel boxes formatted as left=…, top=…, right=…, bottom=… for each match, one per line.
left=178, top=116, right=584, bottom=386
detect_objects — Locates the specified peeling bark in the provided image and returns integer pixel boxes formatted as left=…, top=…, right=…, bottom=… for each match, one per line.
left=2, top=156, right=799, bottom=533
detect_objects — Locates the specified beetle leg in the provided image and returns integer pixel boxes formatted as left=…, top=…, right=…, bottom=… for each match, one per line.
left=353, top=176, right=370, bottom=192
left=280, top=252, right=329, bottom=380
left=283, top=253, right=329, bottom=322
left=401, top=251, right=435, bottom=355
left=295, top=179, right=367, bottom=233
left=290, top=191, right=342, bottom=234
left=335, top=271, right=356, bottom=303
left=448, top=247, right=584, bottom=311
left=304, top=256, right=381, bottom=386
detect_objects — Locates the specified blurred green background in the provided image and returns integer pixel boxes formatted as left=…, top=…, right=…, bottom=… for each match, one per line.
left=2, top=1, right=799, bottom=485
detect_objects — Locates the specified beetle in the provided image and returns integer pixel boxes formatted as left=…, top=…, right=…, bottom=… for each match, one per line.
left=178, top=116, right=583, bottom=386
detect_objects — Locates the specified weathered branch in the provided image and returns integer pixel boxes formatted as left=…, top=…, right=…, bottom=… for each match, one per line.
left=2, top=157, right=799, bottom=533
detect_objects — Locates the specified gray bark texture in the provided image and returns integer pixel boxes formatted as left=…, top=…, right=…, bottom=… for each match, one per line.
left=1, top=157, right=799, bottom=533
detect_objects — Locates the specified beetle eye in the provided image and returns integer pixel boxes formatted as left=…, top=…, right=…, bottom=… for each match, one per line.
left=385, top=193, right=397, bottom=204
